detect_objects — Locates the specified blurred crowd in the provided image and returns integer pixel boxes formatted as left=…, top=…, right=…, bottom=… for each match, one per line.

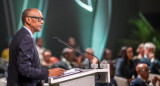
left=1, top=37, right=160, bottom=86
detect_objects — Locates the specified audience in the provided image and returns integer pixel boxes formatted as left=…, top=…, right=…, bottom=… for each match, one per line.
left=36, top=38, right=45, bottom=64
left=133, top=43, right=145, bottom=60
left=67, top=37, right=81, bottom=57
left=1, top=41, right=10, bottom=62
left=133, top=43, right=145, bottom=66
left=1, top=36, right=160, bottom=86
left=115, top=46, right=127, bottom=76
left=101, top=48, right=112, bottom=64
left=139, top=42, right=160, bottom=74
left=52, top=48, right=80, bottom=70
left=41, top=50, right=57, bottom=69
left=130, top=63, right=160, bottom=86
left=82, top=48, right=98, bottom=69
left=116, top=46, right=136, bottom=83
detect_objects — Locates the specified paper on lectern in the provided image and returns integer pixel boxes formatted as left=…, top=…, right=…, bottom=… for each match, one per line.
left=49, top=68, right=82, bottom=79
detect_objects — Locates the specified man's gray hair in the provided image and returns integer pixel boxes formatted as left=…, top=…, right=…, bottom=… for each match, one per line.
left=144, top=42, right=156, bottom=51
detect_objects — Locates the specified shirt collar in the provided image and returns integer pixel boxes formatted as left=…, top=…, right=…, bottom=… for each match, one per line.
left=61, top=57, right=73, bottom=69
left=23, top=26, right=33, bottom=38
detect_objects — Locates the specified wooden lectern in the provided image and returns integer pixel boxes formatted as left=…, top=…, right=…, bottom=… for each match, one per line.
left=48, top=64, right=110, bottom=86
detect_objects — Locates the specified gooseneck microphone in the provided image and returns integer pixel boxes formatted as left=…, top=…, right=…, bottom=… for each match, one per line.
left=53, top=37, right=101, bottom=69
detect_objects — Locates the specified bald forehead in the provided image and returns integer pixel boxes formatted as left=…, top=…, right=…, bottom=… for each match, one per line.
left=28, top=9, right=42, bottom=17
left=137, top=63, right=148, bottom=70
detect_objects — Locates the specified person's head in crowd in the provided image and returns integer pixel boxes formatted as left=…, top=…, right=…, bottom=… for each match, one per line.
left=22, top=8, right=44, bottom=34
left=118, top=46, right=127, bottom=58
left=126, top=47, right=134, bottom=60
left=42, top=50, right=52, bottom=63
left=136, top=63, right=149, bottom=81
left=144, top=42, right=155, bottom=54
left=144, top=42, right=156, bottom=59
left=118, top=46, right=133, bottom=60
left=103, top=48, right=112, bottom=60
left=85, top=48, right=98, bottom=64
left=136, top=43, right=144, bottom=56
left=68, top=37, right=76, bottom=47
left=85, top=48, right=94, bottom=60
left=62, top=48, right=76, bottom=62
left=130, top=63, right=160, bottom=86
left=36, top=38, right=44, bottom=48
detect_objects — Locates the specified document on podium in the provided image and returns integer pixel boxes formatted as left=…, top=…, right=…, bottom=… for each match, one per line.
left=49, top=68, right=82, bottom=79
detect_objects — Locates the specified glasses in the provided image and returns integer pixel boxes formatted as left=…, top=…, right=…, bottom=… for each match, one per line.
left=140, top=69, right=150, bottom=72
left=27, top=16, right=44, bottom=22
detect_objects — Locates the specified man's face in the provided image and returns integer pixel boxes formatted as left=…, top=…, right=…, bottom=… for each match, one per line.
left=126, top=47, right=133, bottom=60
left=85, top=50, right=94, bottom=60
left=146, top=48, right=155, bottom=59
left=43, top=51, right=52, bottom=63
left=68, top=38, right=75, bottom=47
left=139, top=46, right=144, bottom=54
left=138, top=65, right=149, bottom=80
left=105, top=50, right=112, bottom=60
left=27, top=9, right=44, bottom=32
left=37, top=38, right=43, bottom=47
left=68, top=50, right=76, bottom=61
left=64, top=49, right=76, bottom=62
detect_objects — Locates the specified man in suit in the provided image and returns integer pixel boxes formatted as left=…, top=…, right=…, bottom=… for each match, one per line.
left=139, top=42, right=160, bottom=74
left=130, top=63, right=159, bottom=86
left=7, top=8, right=65, bottom=86
left=53, top=48, right=81, bottom=70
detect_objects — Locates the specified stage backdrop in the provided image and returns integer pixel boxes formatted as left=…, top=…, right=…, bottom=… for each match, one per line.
left=1, top=0, right=112, bottom=60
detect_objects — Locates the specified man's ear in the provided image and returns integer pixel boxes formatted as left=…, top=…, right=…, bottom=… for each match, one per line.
left=25, top=17, right=31, bottom=25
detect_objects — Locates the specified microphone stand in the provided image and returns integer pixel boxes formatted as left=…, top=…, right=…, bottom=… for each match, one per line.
left=53, top=37, right=101, bottom=69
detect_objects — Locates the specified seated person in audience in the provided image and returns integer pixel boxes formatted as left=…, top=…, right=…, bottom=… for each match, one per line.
left=116, top=46, right=136, bottom=83
left=115, top=46, right=127, bottom=76
left=41, top=50, right=56, bottom=69
left=53, top=48, right=80, bottom=70
left=82, top=48, right=98, bottom=69
left=67, top=37, right=81, bottom=57
left=67, top=37, right=77, bottom=48
left=1, top=41, right=10, bottom=62
left=101, top=48, right=112, bottom=64
left=96, top=61, right=118, bottom=86
left=130, top=63, right=160, bottom=86
left=36, top=38, right=45, bottom=64
left=139, top=42, right=160, bottom=74
left=133, top=43, right=145, bottom=60
left=133, top=43, right=144, bottom=66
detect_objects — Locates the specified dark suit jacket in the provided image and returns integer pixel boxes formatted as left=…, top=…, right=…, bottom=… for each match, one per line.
left=52, top=61, right=70, bottom=70
left=129, top=77, right=150, bottom=86
left=118, top=58, right=136, bottom=79
left=95, top=78, right=118, bottom=86
left=7, top=27, right=49, bottom=86
left=139, top=57, right=160, bottom=74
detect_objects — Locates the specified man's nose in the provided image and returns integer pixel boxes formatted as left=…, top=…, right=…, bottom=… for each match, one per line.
left=41, top=20, right=44, bottom=24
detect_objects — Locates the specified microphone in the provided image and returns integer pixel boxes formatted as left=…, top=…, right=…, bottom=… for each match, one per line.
left=52, top=37, right=101, bottom=69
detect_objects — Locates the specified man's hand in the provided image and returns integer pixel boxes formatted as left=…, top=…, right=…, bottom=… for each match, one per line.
left=151, top=76, right=158, bottom=85
left=147, top=52, right=155, bottom=60
left=48, top=68, right=66, bottom=77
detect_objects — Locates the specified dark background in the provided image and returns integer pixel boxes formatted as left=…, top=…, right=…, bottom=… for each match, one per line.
left=0, top=0, right=160, bottom=59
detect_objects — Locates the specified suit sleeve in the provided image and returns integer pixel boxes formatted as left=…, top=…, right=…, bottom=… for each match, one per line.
left=17, top=35, right=49, bottom=80
left=129, top=79, right=137, bottom=86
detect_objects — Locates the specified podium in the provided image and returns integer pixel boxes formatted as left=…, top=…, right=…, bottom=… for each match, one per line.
left=48, top=64, right=110, bottom=86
